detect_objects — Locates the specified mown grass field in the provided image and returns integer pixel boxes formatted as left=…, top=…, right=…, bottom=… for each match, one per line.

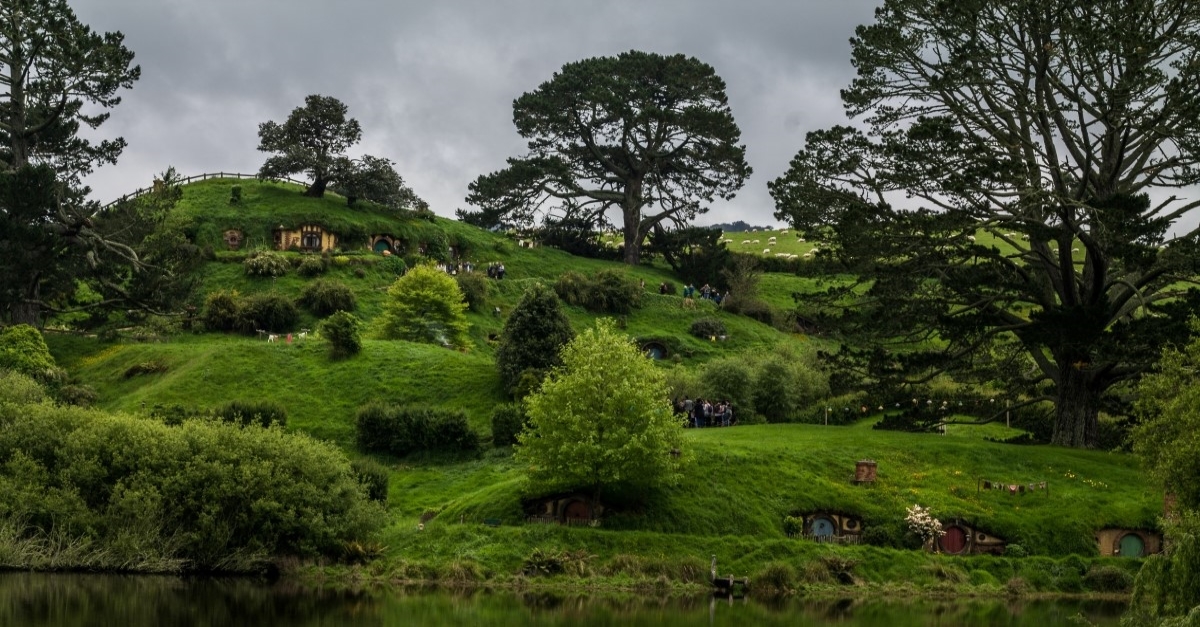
left=41, top=177, right=1164, bottom=582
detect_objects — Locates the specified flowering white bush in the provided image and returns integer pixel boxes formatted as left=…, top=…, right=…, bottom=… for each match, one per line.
left=905, top=504, right=945, bottom=544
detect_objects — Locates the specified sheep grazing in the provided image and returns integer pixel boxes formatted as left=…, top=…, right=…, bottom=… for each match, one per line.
left=967, top=235, right=976, bottom=242
left=742, top=240, right=751, bottom=245
left=753, top=239, right=760, bottom=244
left=1005, top=232, right=1017, bottom=237
left=798, top=237, right=806, bottom=242
left=763, top=248, right=771, bottom=254
left=775, top=252, right=788, bottom=258
left=781, top=230, right=789, bottom=235
left=803, top=252, right=813, bottom=258
left=1072, top=247, right=1080, bottom=252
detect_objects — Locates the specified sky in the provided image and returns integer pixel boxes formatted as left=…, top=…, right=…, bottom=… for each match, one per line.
left=71, top=0, right=881, bottom=228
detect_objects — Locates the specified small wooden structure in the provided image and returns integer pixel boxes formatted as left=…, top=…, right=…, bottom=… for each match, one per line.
left=711, top=555, right=749, bottom=595
left=222, top=229, right=244, bottom=250
left=802, top=511, right=863, bottom=544
left=853, top=460, right=877, bottom=484
left=1095, top=528, right=1162, bottom=558
left=524, top=493, right=603, bottom=526
left=273, top=224, right=337, bottom=252
left=932, top=519, right=1007, bottom=555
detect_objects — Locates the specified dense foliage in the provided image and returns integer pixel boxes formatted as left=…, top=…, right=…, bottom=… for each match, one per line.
left=495, top=283, right=574, bottom=395
left=490, top=403, right=526, bottom=447
left=320, top=310, right=363, bottom=359
left=553, top=269, right=641, bottom=315
left=770, top=0, right=1200, bottom=448
left=355, top=403, right=480, bottom=456
left=0, top=374, right=382, bottom=572
left=463, top=50, right=751, bottom=264
left=0, top=324, right=63, bottom=384
left=378, top=264, right=471, bottom=350
left=298, top=279, right=357, bottom=317
left=517, top=319, right=686, bottom=496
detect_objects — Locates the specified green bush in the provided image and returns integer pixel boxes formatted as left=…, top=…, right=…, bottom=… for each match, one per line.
left=1006, top=543, right=1028, bottom=557
left=377, top=255, right=407, bottom=277
left=0, top=324, right=65, bottom=385
left=782, top=515, right=804, bottom=536
left=213, top=400, right=287, bottom=428
left=201, top=290, right=244, bottom=332
left=243, top=250, right=290, bottom=277
left=229, top=185, right=242, bottom=205
left=689, top=317, right=727, bottom=339
left=297, top=255, right=329, bottom=277
left=553, top=269, right=641, bottom=314
left=355, top=404, right=480, bottom=456
left=0, top=370, right=48, bottom=406
left=321, top=311, right=363, bottom=359
left=755, top=562, right=797, bottom=595
left=496, top=283, right=574, bottom=395
left=456, top=272, right=491, bottom=312
left=239, top=292, right=298, bottom=333
left=350, top=457, right=390, bottom=503
left=755, top=357, right=798, bottom=423
left=701, top=356, right=755, bottom=417
left=1083, top=564, right=1134, bottom=592
left=490, top=403, right=526, bottom=447
left=299, top=279, right=357, bottom=317
left=0, top=401, right=382, bottom=571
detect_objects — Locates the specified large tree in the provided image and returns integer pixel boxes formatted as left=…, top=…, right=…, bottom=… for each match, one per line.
left=0, top=0, right=144, bottom=325
left=516, top=319, right=685, bottom=500
left=770, top=0, right=1200, bottom=448
left=257, top=94, right=362, bottom=198
left=334, top=154, right=427, bottom=211
left=463, top=50, right=751, bottom=264
left=494, top=283, right=574, bottom=396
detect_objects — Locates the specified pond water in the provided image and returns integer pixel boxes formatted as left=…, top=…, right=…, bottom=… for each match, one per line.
left=0, top=573, right=1127, bottom=627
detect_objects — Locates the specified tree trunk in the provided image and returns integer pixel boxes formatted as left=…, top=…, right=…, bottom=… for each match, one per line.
left=1051, top=366, right=1099, bottom=448
left=622, top=207, right=641, bottom=265
left=10, top=301, right=41, bottom=327
left=304, top=178, right=328, bottom=198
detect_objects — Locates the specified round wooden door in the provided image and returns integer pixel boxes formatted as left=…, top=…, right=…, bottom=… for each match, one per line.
left=564, top=500, right=591, bottom=521
left=811, top=516, right=836, bottom=538
left=940, top=526, right=967, bottom=554
left=1118, top=533, right=1145, bottom=557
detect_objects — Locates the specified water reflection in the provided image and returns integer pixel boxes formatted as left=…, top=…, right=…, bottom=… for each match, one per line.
left=0, top=573, right=1126, bottom=627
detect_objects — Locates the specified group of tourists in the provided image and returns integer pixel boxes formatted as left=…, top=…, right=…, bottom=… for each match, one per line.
left=486, top=262, right=507, bottom=279
left=434, top=261, right=475, bottom=275
left=676, top=397, right=735, bottom=428
left=680, top=283, right=725, bottom=305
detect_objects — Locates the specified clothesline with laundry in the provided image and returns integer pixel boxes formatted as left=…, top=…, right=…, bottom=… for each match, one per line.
left=976, top=479, right=1049, bottom=496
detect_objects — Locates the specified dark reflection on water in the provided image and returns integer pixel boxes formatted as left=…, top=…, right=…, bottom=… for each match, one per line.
left=0, top=573, right=1127, bottom=627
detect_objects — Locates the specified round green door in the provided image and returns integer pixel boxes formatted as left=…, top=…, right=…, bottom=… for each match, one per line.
left=373, top=240, right=391, bottom=253
left=1119, top=533, right=1145, bottom=557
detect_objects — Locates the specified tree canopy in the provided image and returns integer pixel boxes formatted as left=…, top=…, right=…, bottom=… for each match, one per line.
left=257, top=95, right=362, bottom=198
left=516, top=319, right=686, bottom=498
left=462, top=50, right=751, bottom=264
left=0, top=0, right=178, bottom=326
left=334, top=155, right=428, bottom=211
left=769, top=0, right=1200, bottom=448
left=378, top=264, right=471, bottom=350
left=495, top=283, right=574, bottom=396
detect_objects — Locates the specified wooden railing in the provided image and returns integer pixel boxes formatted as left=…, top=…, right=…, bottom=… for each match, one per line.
left=101, top=172, right=310, bottom=210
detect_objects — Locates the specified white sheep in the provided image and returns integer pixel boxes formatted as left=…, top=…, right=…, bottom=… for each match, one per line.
left=775, top=252, right=787, bottom=258
left=781, top=230, right=789, bottom=235
left=267, top=334, right=279, bottom=343
left=967, top=235, right=976, bottom=242
left=763, top=248, right=771, bottom=254
left=1072, top=247, right=1080, bottom=252
left=803, top=253, right=813, bottom=258
left=798, top=237, right=806, bottom=242
left=753, top=239, right=760, bottom=244
left=742, top=240, right=751, bottom=245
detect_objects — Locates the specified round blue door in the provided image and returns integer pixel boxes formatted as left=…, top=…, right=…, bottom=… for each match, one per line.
left=812, top=517, right=835, bottom=537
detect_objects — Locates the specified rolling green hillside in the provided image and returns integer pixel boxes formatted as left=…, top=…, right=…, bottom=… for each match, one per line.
left=42, top=177, right=1162, bottom=574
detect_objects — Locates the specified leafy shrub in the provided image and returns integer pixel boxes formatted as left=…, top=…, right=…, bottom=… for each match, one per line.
left=377, top=255, right=407, bottom=277
left=1006, top=543, right=1028, bottom=557
left=1084, top=565, right=1134, bottom=592
left=297, top=255, right=329, bottom=277
left=969, top=569, right=1000, bottom=587
left=491, top=403, right=526, bottom=447
left=201, top=290, right=243, bottom=332
left=378, top=265, right=471, bottom=350
left=355, top=404, right=480, bottom=456
left=521, top=548, right=594, bottom=577
left=229, top=185, right=242, bottom=205
left=496, top=284, right=574, bottom=395
left=350, top=457, right=390, bottom=503
left=0, top=370, right=48, bottom=406
left=456, top=272, right=491, bottom=312
left=755, top=357, right=798, bottom=423
left=553, top=269, right=641, bottom=314
left=299, top=279, right=357, bottom=316
left=214, top=400, right=287, bottom=428
left=661, top=281, right=678, bottom=295
left=701, top=356, right=755, bottom=417
left=0, top=402, right=382, bottom=571
left=737, top=299, right=775, bottom=325
left=239, top=292, right=298, bottom=333
left=689, top=317, right=727, bottom=339
left=0, top=325, right=65, bottom=385
left=321, top=311, right=363, bottom=359
left=782, top=515, right=804, bottom=536
left=243, top=250, right=290, bottom=277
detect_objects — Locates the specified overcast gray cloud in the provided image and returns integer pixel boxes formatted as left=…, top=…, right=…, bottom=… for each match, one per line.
left=71, top=0, right=880, bottom=227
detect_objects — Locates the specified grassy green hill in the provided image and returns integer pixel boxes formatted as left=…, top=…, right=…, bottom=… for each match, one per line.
left=42, top=177, right=1162, bottom=585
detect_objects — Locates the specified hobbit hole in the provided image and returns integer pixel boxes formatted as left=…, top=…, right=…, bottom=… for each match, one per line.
left=1095, top=529, right=1162, bottom=557
left=642, top=341, right=668, bottom=360
left=223, top=229, right=243, bottom=250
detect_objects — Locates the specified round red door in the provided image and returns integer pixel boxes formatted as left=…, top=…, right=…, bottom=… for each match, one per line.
left=940, top=526, right=967, bottom=554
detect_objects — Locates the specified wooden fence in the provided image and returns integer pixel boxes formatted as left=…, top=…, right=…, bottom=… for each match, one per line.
left=101, top=172, right=310, bottom=210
